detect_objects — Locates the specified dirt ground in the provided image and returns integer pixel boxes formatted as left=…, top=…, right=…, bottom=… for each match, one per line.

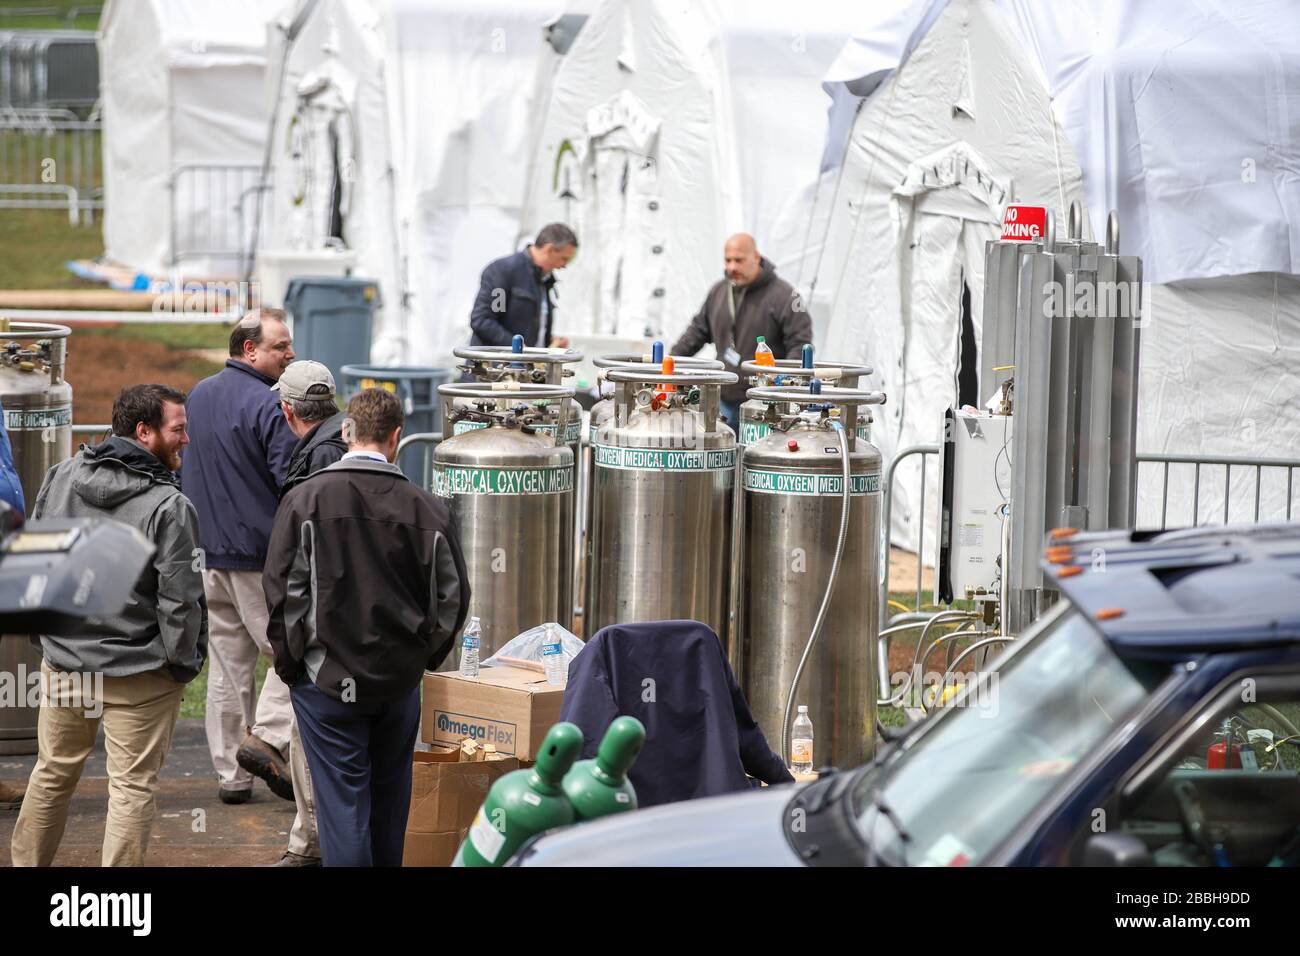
left=64, top=326, right=224, bottom=426
left=0, top=720, right=291, bottom=866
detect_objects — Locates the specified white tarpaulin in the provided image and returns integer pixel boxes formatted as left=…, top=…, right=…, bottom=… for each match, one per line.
left=808, top=0, right=1088, bottom=556
left=99, top=0, right=276, bottom=279
left=522, top=0, right=863, bottom=346
left=521, top=0, right=742, bottom=342
left=261, top=0, right=562, bottom=364
left=809, top=0, right=1300, bottom=557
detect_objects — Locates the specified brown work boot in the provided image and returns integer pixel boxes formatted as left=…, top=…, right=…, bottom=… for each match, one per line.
left=236, top=734, right=294, bottom=802
left=0, top=780, right=24, bottom=811
left=266, top=851, right=321, bottom=867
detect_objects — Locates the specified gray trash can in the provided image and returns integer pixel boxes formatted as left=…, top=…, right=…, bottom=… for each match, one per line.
left=283, top=277, right=381, bottom=390
left=340, top=365, right=452, bottom=485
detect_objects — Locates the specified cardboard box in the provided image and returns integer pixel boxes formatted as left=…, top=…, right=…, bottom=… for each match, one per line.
left=421, top=665, right=564, bottom=761
left=403, top=830, right=466, bottom=867
left=403, top=745, right=518, bottom=867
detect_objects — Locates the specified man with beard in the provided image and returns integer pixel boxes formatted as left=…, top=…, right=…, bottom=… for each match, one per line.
left=10, top=385, right=207, bottom=866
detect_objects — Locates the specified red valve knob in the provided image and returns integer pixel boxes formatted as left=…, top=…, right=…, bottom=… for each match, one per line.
left=787, top=440, right=799, bottom=451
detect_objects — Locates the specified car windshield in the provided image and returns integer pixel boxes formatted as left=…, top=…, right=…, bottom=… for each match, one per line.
left=853, top=606, right=1166, bottom=866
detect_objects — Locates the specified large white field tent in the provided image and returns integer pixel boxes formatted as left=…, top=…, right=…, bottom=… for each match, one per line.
left=258, top=0, right=563, bottom=364
left=99, top=0, right=278, bottom=280
left=797, top=0, right=1300, bottom=556
left=520, top=0, right=863, bottom=347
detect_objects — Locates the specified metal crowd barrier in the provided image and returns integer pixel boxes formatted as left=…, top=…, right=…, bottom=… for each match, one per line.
left=880, top=446, right=1300, bottom=620
left=0, top=110, right=100, bottom=222
left=394, top=431, right=443, bottom=491
left=168, top=163, right=262, bottom=272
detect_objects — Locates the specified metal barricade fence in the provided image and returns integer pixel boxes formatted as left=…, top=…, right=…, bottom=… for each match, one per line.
left=0, top=110, right=100, bottom=222
left=394, top=432, right=443, bottom=492
left=0, top=30, right=99, bottom=112
left=1135, top=453, right=1300, bottom=530
left=168, top=164, right=262, bottom=272
left=878, top=445, right=1300, bottom=634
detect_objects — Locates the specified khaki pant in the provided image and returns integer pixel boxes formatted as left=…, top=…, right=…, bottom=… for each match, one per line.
left=287, top=713, right=319, bottom=858
left=203, top=569, right=292, bottom=787
left=11, top=662, right=184, bottom=867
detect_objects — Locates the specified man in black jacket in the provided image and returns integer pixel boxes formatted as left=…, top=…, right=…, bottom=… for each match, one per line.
left=264, top=388, right=470, bottom=866
left=672, top=233, right=812, bottom=428
left=468, top=222, right=577, bottom=348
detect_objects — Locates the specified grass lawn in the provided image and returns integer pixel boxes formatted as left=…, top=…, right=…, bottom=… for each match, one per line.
left=0, top=207, right=103, bottom=290
left=181, top=656, right=270, bottom=720
left=0, top=1, right=98, bottom=31
left=74, top=321, right=230, bottom=352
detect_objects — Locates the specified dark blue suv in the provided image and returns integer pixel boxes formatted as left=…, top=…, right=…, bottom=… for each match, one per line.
left=517, top=524, right=1300, bottom=866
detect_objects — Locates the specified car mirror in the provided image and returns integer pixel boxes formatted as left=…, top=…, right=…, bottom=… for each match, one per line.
left=1082, top=831, right=1153, bottom=867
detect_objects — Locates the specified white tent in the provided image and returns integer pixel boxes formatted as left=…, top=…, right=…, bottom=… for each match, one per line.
left=521, top=0, right=862, bottom=347
left=802, top=0, right=1300, bottom=556
left=520, top=0, right=742, bottom=343
left=259, top=0, right=562, bottom=365
left=99, top=0, right=277, bottom=280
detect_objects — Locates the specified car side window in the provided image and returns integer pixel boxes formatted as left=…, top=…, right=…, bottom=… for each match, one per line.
left=1111, top=680, right=1300, bottom=867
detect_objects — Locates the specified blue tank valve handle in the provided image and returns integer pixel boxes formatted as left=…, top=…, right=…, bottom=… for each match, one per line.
left=809, top=378, right=822, bottom=395
left=511, top=335, right=524, bottom=353
left=651, top=341, right=664, bottom=363
left=808, top=377, right=833, bottom=412
left=802, top=343, right=814, bottom=369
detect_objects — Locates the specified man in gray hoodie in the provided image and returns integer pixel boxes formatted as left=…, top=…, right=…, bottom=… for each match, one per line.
left=10, top=384, right=208, bottom=867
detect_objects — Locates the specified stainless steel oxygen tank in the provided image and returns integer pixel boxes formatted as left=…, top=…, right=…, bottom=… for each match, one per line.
left=580, top=346, right=723, bottom=636
left=586, top=365, right=738, bottom=648
left=450, top=343, right=582, bottom=631
left=730, top=351, right=874, bottom=682
left=738, top=355, right=875, bottom=447
left=0, top=322, right=73, bottom=755
left=433, top=382, right=576, bottom=660
left=740, top=382, right=886, bottom=770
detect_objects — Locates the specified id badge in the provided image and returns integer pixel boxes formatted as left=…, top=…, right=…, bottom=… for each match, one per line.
left=723, top=346, right=741, bottom=367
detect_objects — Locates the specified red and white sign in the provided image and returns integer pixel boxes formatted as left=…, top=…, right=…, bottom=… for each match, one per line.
left=1001, top=204, right=1046, bottom=241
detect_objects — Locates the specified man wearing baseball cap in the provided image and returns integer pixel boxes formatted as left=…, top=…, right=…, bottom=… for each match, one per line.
left=261, top=360, right=348, bottom=866
left=275, top=361, right=348, bottom=498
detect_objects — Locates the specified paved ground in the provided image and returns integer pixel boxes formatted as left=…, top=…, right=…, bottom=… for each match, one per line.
left=0, top=718, right=292, bottom=867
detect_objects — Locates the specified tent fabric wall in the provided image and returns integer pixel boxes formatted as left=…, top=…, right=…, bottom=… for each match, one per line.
left=1135, top=274, right=1300, bottom=529
left=521, top=0, right=742, bottom=343
left=99, top=0, right=275, bottom=279
left=823, top=0, right=1300, bottom=286
left=263, top=0, right=404, bottom=357
left=995, top=0, right=1300, bottom=285
left=261, top=0, right=560, bottom=365
left=813, top=0, right=1300, bottom=561
left=812, top=0, right=1087, bottom=555
left=522, top=0, right=865, bottom=348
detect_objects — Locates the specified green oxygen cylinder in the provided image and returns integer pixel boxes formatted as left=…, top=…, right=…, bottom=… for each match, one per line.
left=562, top=716, right=646, bottom=821
left=453, top=722, right=584, bottom=867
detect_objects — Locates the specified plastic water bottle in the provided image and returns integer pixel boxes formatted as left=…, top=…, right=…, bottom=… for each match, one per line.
left=459, top=617, right=482, bottom=678
left=541, top=625, right=566, bottom=686
left=754, top=335, right=776, bottom=368
left=791, top=706, right=814, bottom=773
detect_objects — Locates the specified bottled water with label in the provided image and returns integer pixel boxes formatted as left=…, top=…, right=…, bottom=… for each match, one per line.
left=541, top=624, right=566, bottom=686
left=459, top=617, right=482, bottom=678
left=791, top=705, right=814, bottom=773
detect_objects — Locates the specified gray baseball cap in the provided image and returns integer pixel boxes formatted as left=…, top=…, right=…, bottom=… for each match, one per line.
left=272, top=360, right=336, bottom=402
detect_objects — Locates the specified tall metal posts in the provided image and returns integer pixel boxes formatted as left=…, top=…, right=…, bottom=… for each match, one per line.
left=1003, top=208, right=1142, bottom=634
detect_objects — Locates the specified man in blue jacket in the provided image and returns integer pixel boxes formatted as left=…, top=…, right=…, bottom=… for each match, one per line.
left=181, top=309, right=298, bottom=805
left=468, top=223, right=578, bottom=348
